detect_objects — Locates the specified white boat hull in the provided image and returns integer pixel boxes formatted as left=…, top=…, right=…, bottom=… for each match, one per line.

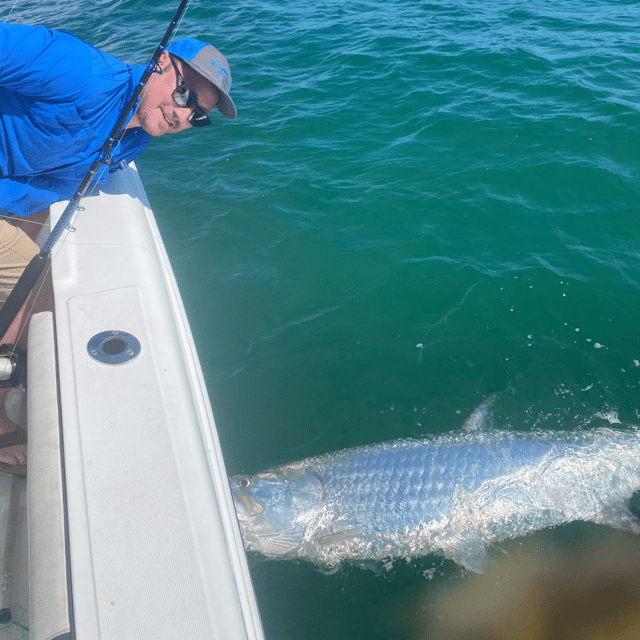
left=2, top=163, right=264, bottom=640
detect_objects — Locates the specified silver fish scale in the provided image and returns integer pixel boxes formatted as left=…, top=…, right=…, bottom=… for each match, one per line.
left=308, top=435, right=562, bottom=535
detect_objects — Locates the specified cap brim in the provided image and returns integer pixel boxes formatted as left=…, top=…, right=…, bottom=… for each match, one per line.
left=181, top=58, right=237, bottom=120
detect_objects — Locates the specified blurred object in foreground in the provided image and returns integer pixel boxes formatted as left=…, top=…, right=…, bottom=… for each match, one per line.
left=407, top=525, right=640, bottom=640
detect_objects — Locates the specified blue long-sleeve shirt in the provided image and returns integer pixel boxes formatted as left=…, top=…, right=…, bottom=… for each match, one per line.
left=0, top=22, right=151, bottom=216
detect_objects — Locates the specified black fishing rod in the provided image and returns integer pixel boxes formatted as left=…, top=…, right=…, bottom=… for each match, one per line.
left=0, top=0, right=191, bottom=341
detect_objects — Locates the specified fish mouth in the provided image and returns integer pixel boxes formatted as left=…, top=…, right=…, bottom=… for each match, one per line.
left=231, top=488, right=264, bottom=519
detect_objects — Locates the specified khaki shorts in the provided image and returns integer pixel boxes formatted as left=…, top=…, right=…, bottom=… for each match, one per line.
left=0, top=220, right=39, bottom=303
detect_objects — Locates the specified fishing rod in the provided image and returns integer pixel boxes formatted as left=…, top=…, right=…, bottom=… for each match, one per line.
left=0, top=0, right=191, bottom=342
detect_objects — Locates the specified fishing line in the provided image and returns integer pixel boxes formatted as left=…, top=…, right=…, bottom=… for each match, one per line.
left=171, top=3, right=190, bottom=44
left=1, top=0, right=19, bottom=28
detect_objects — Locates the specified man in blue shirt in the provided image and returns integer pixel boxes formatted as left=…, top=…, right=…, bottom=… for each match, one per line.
left=1, top=22, right=236, bottom=216
left=0, top=22, right=237, bottom=470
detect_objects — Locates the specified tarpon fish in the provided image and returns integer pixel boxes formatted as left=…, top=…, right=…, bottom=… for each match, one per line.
left=230, top=400, right=640, bottom=573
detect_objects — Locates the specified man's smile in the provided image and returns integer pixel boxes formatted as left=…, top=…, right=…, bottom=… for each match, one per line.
left=162, top=110, right=178, bottom=128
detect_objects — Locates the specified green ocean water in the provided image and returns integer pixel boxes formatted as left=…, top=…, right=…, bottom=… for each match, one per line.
left=9, top=0, right=640, bottom=637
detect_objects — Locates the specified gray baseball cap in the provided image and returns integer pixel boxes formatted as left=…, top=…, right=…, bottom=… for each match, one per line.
left=167, top=38, right=237, bottom=119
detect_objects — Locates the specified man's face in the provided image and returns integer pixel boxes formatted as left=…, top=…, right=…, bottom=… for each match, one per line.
left=128, top=51, right=220, bottom=137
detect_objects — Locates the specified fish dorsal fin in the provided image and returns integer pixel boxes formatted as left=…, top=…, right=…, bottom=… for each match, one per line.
left=461, top=395, right=496, bottom=432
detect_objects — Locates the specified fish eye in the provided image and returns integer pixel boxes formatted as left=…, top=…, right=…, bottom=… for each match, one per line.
left=236, top=475, right=253, bottom=488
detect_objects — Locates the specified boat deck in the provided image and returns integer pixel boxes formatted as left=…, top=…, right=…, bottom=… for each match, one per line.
left=0, top=473, right=28, bottom=638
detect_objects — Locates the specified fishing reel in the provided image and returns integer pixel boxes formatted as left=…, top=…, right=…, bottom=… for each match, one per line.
left=0, top=344, right=27, bottom=388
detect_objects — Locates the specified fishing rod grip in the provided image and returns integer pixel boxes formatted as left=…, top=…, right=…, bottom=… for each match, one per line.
left=0, top=253, right=48, bottom=342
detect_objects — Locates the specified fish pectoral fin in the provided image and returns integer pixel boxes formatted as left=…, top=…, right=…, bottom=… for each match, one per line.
left=446, top=536, right=489, bottom=574
left=461, top=395, right=497, bottom=432
left=259, top=531, right=303, bottom=556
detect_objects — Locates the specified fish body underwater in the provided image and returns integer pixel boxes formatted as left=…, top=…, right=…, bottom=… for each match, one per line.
left=230, top=401, right=640, bottom=573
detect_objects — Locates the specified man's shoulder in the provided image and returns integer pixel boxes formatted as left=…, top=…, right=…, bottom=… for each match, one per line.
left=53, top=31, right=140, bottom=114
left=0, top=23, right=93, bottom=100
left=50, top=30, right=133, bottom=89
left=5, top=24, right=135, bottom=101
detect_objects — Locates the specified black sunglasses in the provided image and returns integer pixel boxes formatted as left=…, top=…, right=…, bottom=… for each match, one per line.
left=169, top=56, right=211, bottom=128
